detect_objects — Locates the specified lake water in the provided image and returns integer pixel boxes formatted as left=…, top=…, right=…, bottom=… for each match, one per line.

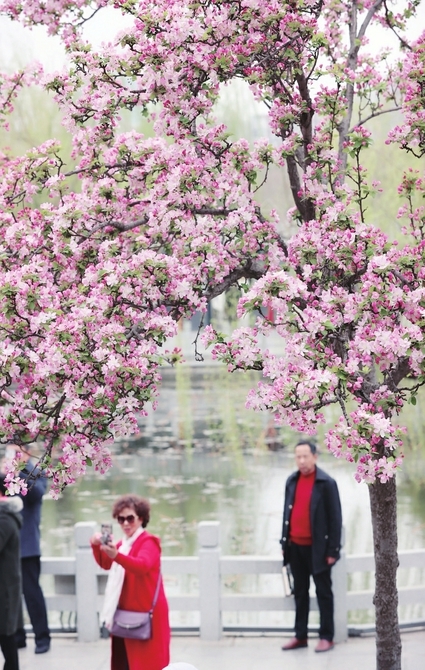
left=41, top=448, right=425, bottom=558
left=37, top=365, right=425, bottom=628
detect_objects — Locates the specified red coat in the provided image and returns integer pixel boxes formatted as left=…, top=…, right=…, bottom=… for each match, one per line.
left=92, top=531, right=170, bottom=670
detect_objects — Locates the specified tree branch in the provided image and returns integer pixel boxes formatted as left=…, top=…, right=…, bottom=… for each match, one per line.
left=286, top=154, right=314, bottom=222
left=385, top=357, right=411, bottom=390
left=352, top=106, right=402, bottom=131
left=191, top=207, right=237, bottom=216
left=382, top=0, right=412, bottom=50
left=338, top=0, right=384, bottom=170
left=205, top=260, right=266, bottom=301
left=78, top=216, right=149, bottom=242
left=358, top=0, right=385, bottom=44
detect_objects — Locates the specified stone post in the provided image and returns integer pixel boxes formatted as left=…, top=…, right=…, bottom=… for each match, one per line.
left=333, top=548, right=348, bottom=643
left=198, top=521, right=221, bottom=640
left=74, top=521, right=99, bottom=642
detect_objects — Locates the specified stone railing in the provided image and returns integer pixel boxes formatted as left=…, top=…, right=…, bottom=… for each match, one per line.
left=39, top=520, right=425, bottom=642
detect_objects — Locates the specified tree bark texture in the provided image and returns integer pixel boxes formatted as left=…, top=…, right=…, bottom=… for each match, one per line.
left=368, top=477, right=402, bottom=670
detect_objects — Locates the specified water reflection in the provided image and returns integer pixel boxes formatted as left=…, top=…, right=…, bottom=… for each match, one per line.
left=41, top=449, right=425, bottom=557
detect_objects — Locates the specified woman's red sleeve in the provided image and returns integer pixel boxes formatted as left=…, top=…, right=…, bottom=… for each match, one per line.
left=114, top=538, right=160, bottom=576
left=91, top=543, right=114, bottom=570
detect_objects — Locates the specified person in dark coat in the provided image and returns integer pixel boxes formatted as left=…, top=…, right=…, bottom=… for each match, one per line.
left=0, top=473, right=23, bottom=670
left=280, top=440, right=342, bottom=653
left=5, top=447, right=51, bottom=654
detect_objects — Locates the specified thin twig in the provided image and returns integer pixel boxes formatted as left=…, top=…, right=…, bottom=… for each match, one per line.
left=193, top=313, right=205, bottom=362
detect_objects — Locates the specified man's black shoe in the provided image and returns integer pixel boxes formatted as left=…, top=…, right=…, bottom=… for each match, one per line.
left=16, top=639, right=27, bottom=650
left=35, top=641, right=50, bottom=654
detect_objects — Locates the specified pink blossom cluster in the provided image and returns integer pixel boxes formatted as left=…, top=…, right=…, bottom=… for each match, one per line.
left=1, top=0, right=424, bottom=492
left=2, top=0, right=303, bottom=494
left=0, top=65, right=41, bottom=129
left=2, top=451, right=28, bottom=496
left=0, top=0, right=105, bottom=38
left=203, top=1, right=425, bottom=484
left=207, top=182, right=425, bottom=481
left=387, top=32, right=425, bottom=155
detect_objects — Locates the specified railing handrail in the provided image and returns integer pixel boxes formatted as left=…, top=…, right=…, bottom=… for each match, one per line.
left=38, top=522, right=425, bottom=642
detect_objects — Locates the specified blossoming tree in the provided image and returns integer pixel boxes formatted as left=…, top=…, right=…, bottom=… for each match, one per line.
left=0, top=1, right=424, bottom=667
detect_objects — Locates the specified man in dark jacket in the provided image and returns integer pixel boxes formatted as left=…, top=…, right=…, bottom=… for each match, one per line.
left=0, top=473, right=23, bottom=670
left=13, top=449, right=51, bottom=655
left=280, top=440, right=342, bottom=653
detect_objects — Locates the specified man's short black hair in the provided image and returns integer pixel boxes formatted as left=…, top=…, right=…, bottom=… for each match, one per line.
left=295, top=440, right=317, bottom=455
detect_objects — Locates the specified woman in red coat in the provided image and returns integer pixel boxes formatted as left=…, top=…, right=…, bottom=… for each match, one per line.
left=91, top=495, right=170, bottom=670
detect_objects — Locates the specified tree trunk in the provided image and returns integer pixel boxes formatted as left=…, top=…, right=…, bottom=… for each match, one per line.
left=368, top=477, right=402, bottom=670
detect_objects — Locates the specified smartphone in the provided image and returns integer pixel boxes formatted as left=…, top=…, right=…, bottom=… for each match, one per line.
left=100, top=523, right=113, bottom=545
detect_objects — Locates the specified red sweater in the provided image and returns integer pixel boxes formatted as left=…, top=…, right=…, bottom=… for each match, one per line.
left=289, top=469, right=316, bottom=545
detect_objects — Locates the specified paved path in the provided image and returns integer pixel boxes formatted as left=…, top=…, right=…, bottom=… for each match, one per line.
left=17, top=631, right=425, bottom=670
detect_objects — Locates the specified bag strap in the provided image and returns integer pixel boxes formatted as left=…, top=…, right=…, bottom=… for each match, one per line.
left=149, top=572, right=162, bottom=613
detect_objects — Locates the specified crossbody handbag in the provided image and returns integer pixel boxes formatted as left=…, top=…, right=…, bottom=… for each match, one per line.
left=110, top=572, right=162, bottom=640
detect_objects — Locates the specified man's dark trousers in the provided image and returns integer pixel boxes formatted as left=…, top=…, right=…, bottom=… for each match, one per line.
left=290, top=542, right=334, bottom=641
left=19, top=556, right=50, bottom=645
